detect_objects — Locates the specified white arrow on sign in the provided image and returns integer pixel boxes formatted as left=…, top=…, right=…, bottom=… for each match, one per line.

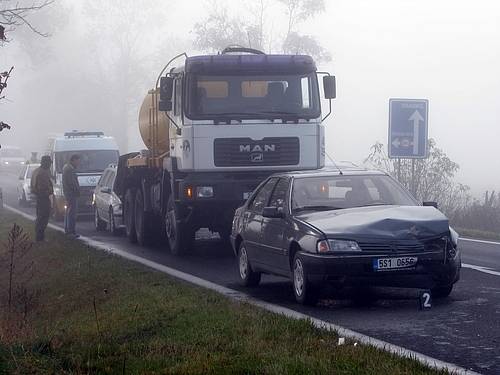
left=409, top=110, right=424, bottom=155
left=392, top=138, right=401, bottom=148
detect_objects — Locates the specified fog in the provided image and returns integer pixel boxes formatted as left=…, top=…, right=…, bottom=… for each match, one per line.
left=1, top=0, right=498, bottom=196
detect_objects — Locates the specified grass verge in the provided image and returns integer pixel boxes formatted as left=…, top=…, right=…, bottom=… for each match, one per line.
left=0, top=210, right=447, bottom=374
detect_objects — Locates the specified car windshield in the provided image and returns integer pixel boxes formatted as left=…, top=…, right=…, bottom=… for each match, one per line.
left=0, top=148, right=23, bottom=157
left=291, top=174, right=417, bottom=213
left=55, top=150, right=119, bottom=173
left=186, top=73, right=320, bottom=121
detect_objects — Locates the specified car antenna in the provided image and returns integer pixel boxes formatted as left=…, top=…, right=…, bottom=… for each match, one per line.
left=326, top=152, right=343, bottom=175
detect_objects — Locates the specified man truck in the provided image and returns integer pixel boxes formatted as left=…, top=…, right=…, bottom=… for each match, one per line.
left=115, top=47, right=336, bottom=254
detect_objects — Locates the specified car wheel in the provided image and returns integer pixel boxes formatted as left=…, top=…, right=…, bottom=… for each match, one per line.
left=109, top=207, right=120, bottom=235
left=238, top=242, right=261, bottom=286
left=94, top=207, right=107, bottom=231
left=292, top=253, right=318, bottom=305
left=431, top=284, right=454, bottom=298
left=19, top=191, right=27, bottom=207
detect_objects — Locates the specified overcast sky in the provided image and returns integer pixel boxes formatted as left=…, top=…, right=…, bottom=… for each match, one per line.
left=1, top=0, right=498, bottom=196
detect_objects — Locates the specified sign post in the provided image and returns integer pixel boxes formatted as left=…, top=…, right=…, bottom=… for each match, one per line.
left=388, top=99, right=429, bottom=197
left=389, top=99, right=429, bottom=159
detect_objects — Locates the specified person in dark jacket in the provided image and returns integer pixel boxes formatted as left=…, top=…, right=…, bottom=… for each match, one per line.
left=31, top=155, right=54, bottom=242
left=62, top=154, right=81, bottom=237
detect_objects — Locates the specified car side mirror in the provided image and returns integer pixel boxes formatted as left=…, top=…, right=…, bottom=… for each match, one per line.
left=423, top=201, right=438, bottom=209
left=262, top=206, right=284, bottom=219
left=323, top=76, right=336, bottom=99
left=101, top=187, right=112, bottom=194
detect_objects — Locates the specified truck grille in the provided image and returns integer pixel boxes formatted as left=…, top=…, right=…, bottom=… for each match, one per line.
left=214, top=137, right=300, bottom=167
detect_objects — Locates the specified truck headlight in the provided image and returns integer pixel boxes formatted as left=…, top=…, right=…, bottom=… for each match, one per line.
left=196, top=186, right=214, bottom=198
left=317, top=239, right=362, bottom=253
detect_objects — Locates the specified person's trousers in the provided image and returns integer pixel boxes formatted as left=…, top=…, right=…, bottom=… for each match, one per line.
left=64, top=196, right=78, bottom=234
left=35, top=196, right=51, bottom=241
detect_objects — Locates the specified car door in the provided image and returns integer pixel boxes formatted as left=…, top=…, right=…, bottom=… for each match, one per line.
left=260, top=178, right=290, bottom=273
left=242, top=178, right=278, bottom=266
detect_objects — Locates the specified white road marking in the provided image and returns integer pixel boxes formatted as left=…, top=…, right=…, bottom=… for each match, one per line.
left=463, top=263, right=500, bottom=277
left=460, top=237, right=500, bottom=246
left=3, top=204, right=480, bottom=375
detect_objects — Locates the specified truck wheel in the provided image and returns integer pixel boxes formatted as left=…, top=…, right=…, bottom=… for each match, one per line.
left=134, top=188, right=153, bottom=246
left=124, top=189, right=137, bottom=243
left=165, top=196, right=194, bottom=255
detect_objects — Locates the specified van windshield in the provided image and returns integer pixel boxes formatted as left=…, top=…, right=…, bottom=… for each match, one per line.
left=0, top=148, right=23, bottom=157
left=55, top=150, right=119, bottom=173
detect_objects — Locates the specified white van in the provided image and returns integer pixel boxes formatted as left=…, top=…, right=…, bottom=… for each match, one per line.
left=47, top=131, right=119, bottom=219
left=0, top=145, right=26, bottom=173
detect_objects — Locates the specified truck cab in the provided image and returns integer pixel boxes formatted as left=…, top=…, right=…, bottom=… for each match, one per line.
left=118, top=47, right=335, bottom=254
left=47, top=131, right=119, bottom=220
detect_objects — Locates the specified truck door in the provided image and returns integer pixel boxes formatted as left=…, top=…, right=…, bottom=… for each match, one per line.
left=260, top=178, right=290, bottom=273
left=242, top=178, right=278, bottom=266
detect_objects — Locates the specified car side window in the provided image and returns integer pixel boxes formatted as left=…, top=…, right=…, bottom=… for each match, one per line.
left=268, top=178, right=289, bottom=210
left=248, top=178, right=278, bottom=214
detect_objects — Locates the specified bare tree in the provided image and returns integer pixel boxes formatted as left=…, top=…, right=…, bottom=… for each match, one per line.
left=193, top=0, right=331, bottom=62
left=0, top=0, right=54, bottom=39
left=364, top=139, right=471, bottom=217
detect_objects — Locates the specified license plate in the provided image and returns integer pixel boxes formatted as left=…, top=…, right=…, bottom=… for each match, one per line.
left=373, top=257, right=417, bottom=271
left=243, top=192, right=252, bottom=199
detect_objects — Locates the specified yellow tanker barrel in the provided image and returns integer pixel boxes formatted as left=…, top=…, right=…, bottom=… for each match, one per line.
left=138, top=89, right=170, bottom=156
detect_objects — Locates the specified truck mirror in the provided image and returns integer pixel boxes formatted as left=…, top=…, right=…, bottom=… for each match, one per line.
left=323, top=76, right=336, bottom=99
left=160, top=76, right=174, bottom=101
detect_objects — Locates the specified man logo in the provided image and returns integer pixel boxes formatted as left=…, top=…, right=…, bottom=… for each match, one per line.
left=250, top=153, right=264, bottom=163
left=239, top=144, right=276, bottom=153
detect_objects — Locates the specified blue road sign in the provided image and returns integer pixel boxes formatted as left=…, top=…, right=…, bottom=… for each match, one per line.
left=388, top=99, right=429, bottom=159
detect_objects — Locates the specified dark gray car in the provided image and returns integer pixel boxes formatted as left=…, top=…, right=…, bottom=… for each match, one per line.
left=231, top=167, right=461, bottom=305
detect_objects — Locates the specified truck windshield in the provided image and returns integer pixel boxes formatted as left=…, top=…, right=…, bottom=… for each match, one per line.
left=186, top=73, right=320, bottom=121
left=55, top=150, right=119, bottom=173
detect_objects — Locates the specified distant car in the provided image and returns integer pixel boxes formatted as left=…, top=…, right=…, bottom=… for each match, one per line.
left=0, top=146, right=26, bottom=173
left=17, top=163, right=40, bottom=206
left=92, top=164, right=124, bottom=234
left=231, top=167, right=461, bottom=305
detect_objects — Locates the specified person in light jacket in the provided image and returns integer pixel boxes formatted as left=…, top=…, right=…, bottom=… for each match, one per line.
left=62, top=154, right=81, bottom=237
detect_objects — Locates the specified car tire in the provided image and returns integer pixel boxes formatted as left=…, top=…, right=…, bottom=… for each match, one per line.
left=431, top=284, right=454, bottom=298
left=109, top=207, right=120, bottom=235
left=124, top=189, right=137, bottom=243
left=94, top=207, right=107, bottom=231
left=19, top=191, right=27, bottom=207
left=292, top=253, right=318, bottom=305
left=165, top=196, right=194, bottom=255
left=237, top=242, right=261, bottom=286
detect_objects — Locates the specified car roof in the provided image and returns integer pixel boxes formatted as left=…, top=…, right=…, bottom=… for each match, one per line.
left=271, top=166, right=389, bottom=179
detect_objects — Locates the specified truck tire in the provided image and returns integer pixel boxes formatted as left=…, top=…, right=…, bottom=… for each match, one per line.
left=134, top=188, right=153, bottom=246
left=124, top=188, right=137, bottom=243
left=165, top=196, right=194, bottom=255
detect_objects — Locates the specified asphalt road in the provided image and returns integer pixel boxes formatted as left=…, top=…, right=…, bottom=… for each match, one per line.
left=1, top=172, right=499, bottom=374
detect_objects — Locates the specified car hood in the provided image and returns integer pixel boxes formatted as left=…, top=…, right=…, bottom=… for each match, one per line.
left=296, top=205, right=449, bottom=240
